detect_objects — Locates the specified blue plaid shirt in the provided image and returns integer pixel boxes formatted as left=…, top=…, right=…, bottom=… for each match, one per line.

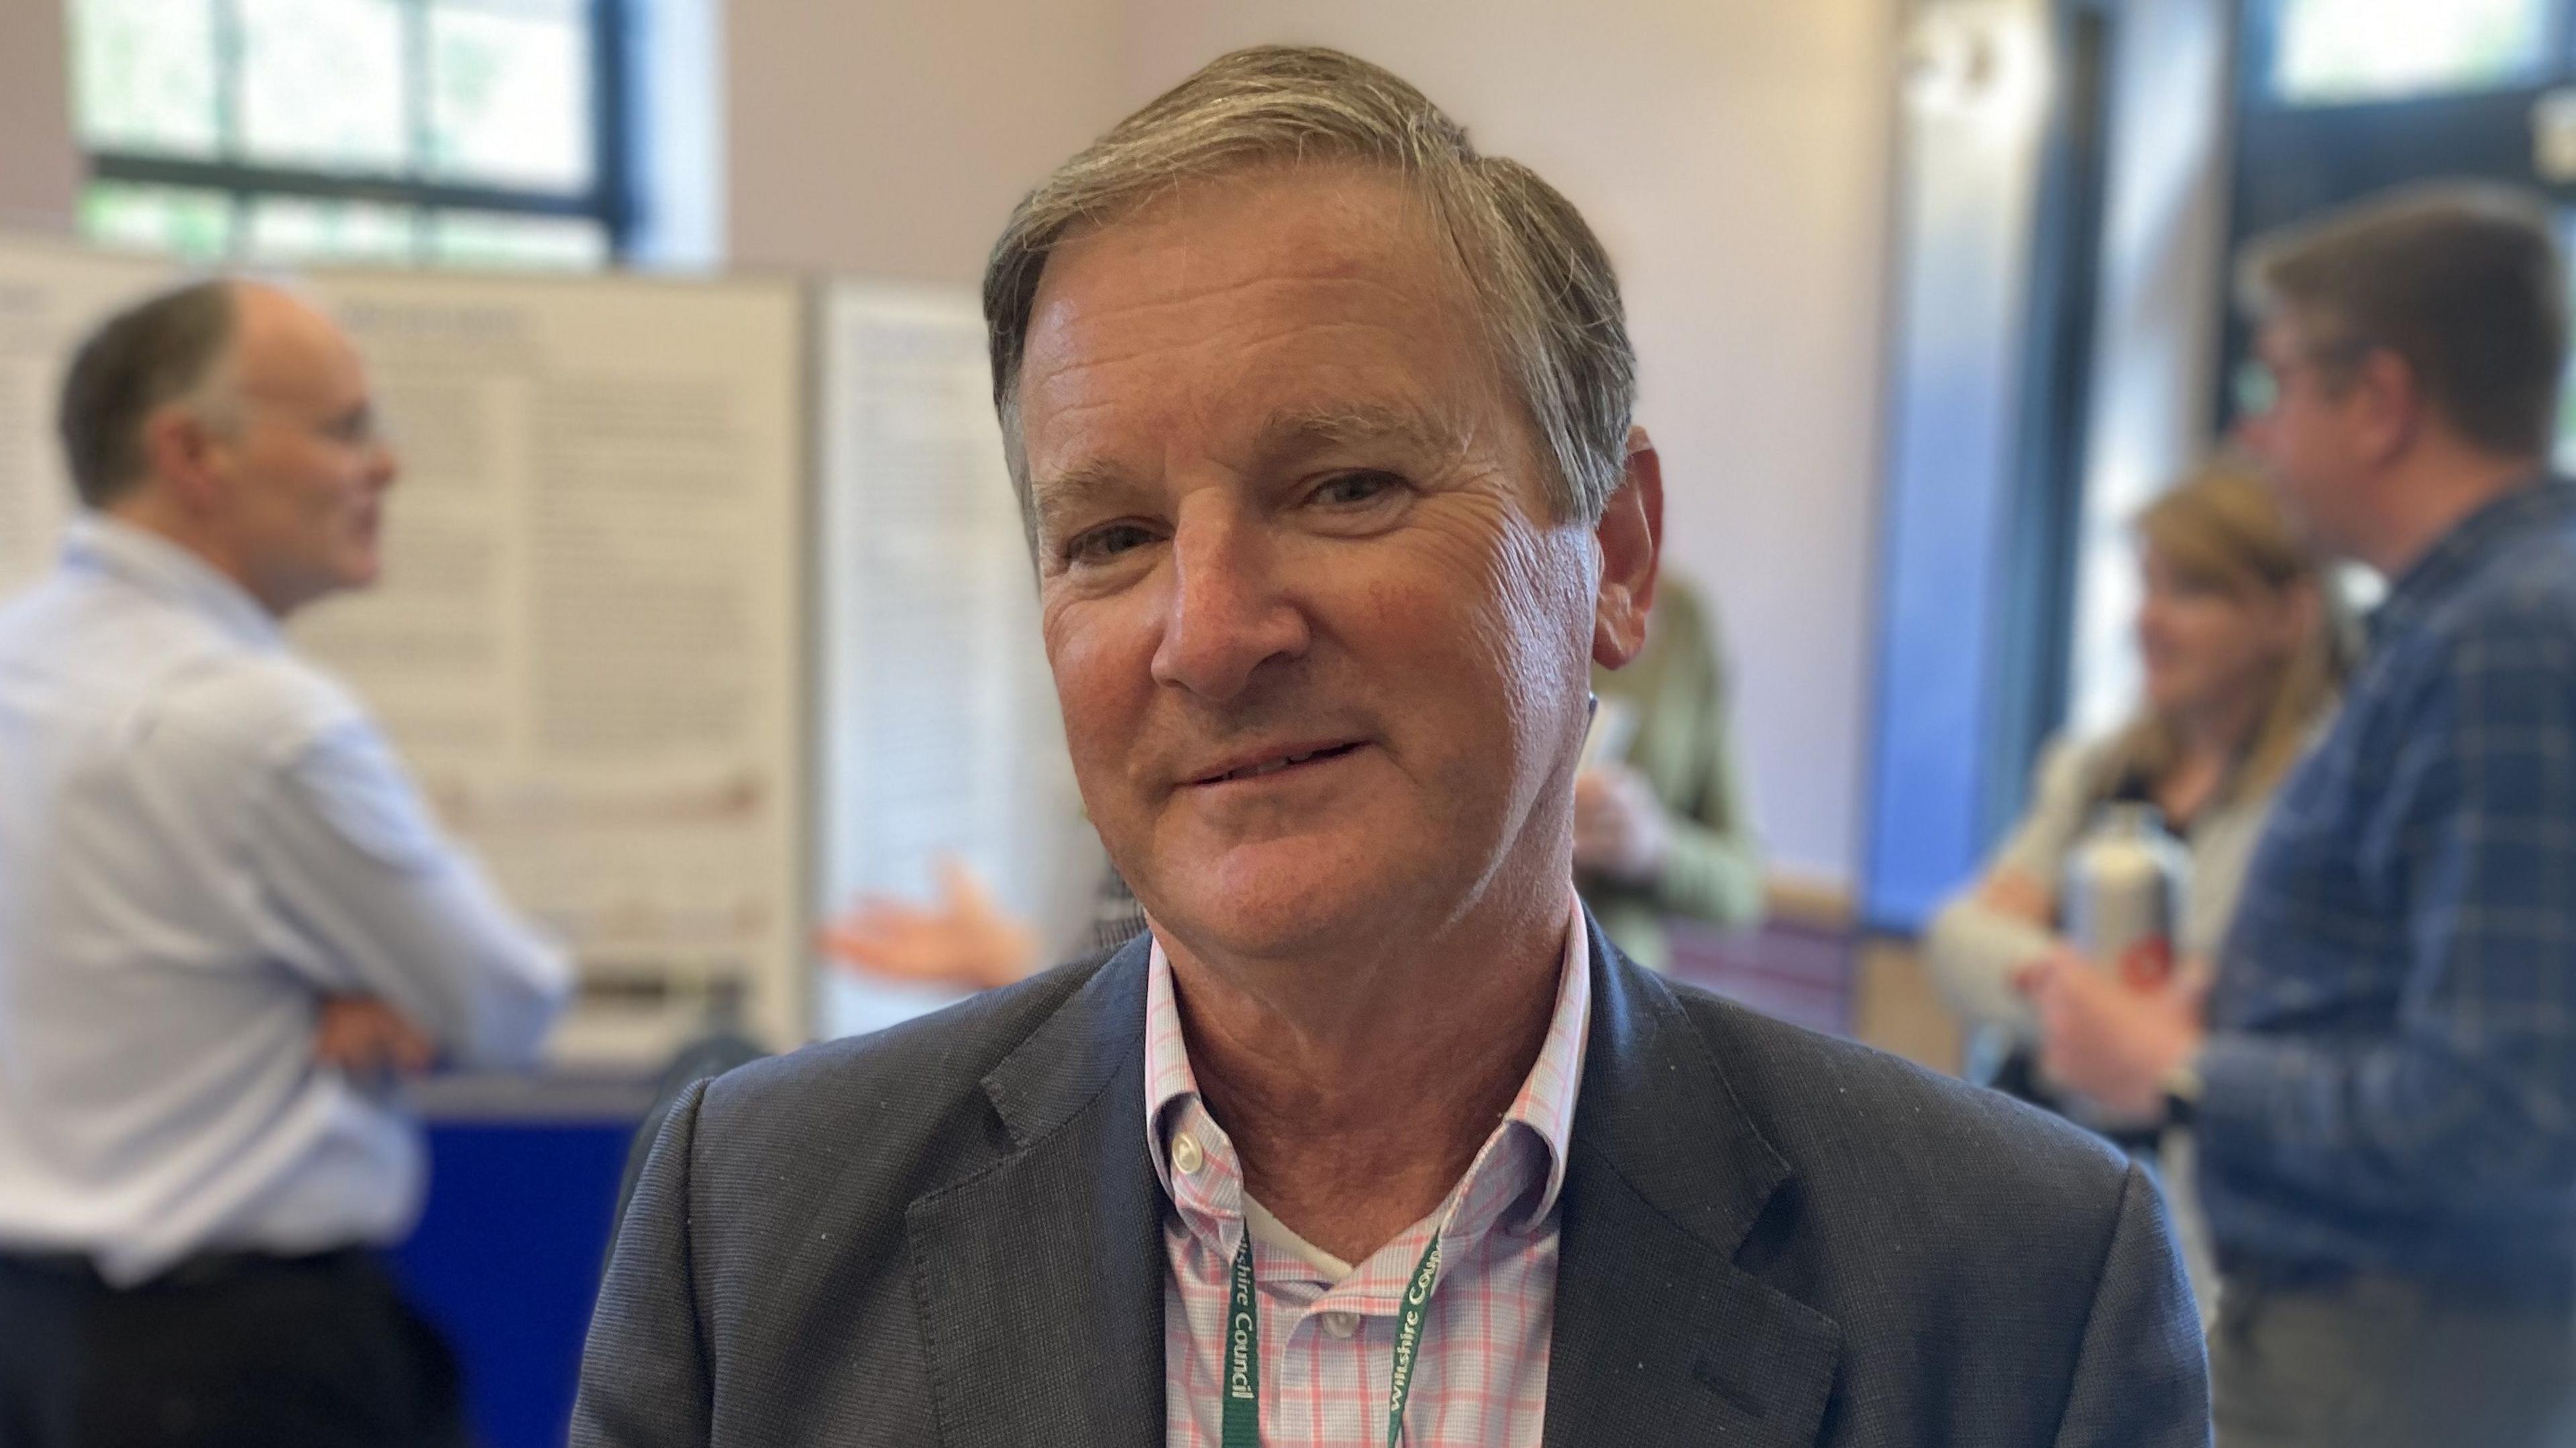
left=2200, top=480, right=2576, bottom=1288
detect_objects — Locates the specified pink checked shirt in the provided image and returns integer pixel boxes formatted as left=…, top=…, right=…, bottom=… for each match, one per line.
left=1146, top=901, right=1591, bottom=1447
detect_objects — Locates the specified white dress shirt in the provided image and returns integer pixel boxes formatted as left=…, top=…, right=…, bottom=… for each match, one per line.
left=0, top=516, right=570, bottom=1285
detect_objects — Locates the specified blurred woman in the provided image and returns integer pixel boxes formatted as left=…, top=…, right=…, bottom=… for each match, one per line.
left=1927, top=459, right=2351, bottom=1300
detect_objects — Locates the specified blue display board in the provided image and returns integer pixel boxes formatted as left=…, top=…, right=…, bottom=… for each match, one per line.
left=392, top=1117, right=637, bottom=1448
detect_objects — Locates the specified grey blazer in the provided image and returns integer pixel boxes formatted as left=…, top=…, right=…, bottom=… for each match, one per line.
left=574, top=918, right=2209, bottom=1446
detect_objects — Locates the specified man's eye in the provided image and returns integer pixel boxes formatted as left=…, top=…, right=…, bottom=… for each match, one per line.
left=1065, top=522, right=1157, bottom=565
left=1311, top=471, right=1402, bottom=506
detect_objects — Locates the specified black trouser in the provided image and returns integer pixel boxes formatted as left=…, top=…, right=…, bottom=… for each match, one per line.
left=0, top=1246, right=467, bottom=1448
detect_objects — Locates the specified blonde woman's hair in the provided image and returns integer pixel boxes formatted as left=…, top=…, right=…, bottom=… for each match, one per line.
left=2104, top=458, right=2353, bottom=803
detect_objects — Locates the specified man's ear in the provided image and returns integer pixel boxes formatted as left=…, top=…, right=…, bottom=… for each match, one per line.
left=2346, top=347, right=2422, bottom=468
left=1592, top=425, right=1663, bottom=670
left=136, top=402, right=227, bottom=515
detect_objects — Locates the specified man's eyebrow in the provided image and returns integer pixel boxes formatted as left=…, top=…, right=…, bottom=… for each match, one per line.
left=1027, top=403, right=1466, bottom=542
left=1252, top=402, right=1458, bottom=462
left=1030, top=458, right=1136, bottom=543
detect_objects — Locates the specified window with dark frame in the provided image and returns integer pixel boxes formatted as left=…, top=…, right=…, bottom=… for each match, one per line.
left=2265, top=0, right=2559, bottom=107
left=2228, top=0, right=2576, bottom=469
left=68, top=0, right=629, bottom=270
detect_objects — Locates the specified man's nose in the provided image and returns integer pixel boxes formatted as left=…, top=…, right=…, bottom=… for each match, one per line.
left=1148, top=504, right=1309, bottom=702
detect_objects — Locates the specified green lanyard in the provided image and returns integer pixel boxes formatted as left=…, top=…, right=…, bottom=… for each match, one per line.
left=1220, top=1225, right=1446, bottom=1448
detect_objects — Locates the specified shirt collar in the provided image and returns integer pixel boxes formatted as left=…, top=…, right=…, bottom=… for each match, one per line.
left=1142, top=890, right=1593, bottom=1245
left=2369, top=478, right=2576, bottom=650
left=60, top=514, right=282, bottom=651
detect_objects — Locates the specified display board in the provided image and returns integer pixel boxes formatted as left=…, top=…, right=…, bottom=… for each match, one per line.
left=0, top=237, right=810, bottom=1066
left=304, top=269, right=810, bottom=1062
left=0, top=240, right=164, bottom=596
left=813, top=282, right=1093, bottom=1040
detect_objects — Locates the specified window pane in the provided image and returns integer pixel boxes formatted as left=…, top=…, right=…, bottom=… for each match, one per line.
left=248, top=196, right=421, bottom=266
left=239, top=0, right=408, bottom=172
left=2271, top=0, right=2553, bottom=105
left=80, top=182, right=235, bottom=261
left=70, top=0, right=220, bottom=156
left=429, top=210, right=607, bottom=269
left=427, top=0, right=593, bottom=191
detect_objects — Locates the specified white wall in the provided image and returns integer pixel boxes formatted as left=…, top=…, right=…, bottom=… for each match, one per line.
left=724, top=0, right=1130, bottom=281
left=0, top=0, right=78, bottom=235
left=1115, top=1, right=1900, bottom=889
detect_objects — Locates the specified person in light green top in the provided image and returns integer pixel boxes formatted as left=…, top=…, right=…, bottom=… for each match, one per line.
left=1577, top=573, right=1765, bottom=970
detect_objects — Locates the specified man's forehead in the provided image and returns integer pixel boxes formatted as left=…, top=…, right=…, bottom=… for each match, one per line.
left=1056, top=163, right=1440, bottom=268
left=1028, top=168, right=1467, bottom=349
left=2250, top=314, right=2308, bottom=364
left=231, top=286, right=367, bottom=401
left=2255, top=306, right=2345, bottom=355
left=1023, top=175, right=1497, bottom=411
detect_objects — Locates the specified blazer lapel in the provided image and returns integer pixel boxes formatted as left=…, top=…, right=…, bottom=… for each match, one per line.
left=1545, top=917, right=1843, bottom=1448
left=907, top=942, right=1167, bottom=1448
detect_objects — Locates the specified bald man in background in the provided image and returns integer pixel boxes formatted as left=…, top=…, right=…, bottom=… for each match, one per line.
left=0, top=280, right=568, bottom=1447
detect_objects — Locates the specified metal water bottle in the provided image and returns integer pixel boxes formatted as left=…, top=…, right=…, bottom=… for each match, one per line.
left=2062, top=803, right=2189, bottom=991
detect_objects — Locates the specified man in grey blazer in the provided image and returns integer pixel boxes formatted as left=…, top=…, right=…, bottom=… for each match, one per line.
left=576, top=46, right=2208, bottom=1447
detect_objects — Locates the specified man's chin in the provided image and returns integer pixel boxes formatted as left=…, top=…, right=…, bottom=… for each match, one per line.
left=1154, top=901, right=1368, bottom=965
left=1142, top=839, right=1404, bottom=960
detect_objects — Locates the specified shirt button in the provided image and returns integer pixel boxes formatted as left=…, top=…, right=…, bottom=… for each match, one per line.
left=1322, top=1312, right=1359, bottom=1339
left=1171, top=1133, right=1205, bottom=1176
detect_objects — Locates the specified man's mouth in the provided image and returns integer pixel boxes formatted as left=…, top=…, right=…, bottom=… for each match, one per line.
left=1191, top=741, right=1366, bottom=786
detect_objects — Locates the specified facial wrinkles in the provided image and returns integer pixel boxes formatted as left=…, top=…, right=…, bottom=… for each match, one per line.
left=1126, top=506, right=1382, bottom=801
left=1026, top=168, right=1596, bottom=872
left=1061, top=453, right=1565, bottom=822
left=1034, top=331, right=1473, bottom=495
left=1027, top=188, right=1499, bottom=449
left=1027, top=191, right=1434, bottom=366
left=1477, top=503, right=1597, bottom=810
left=1031, top=384, right=1515, bottom=618
left=1054, top=281, right=1447, bottom=384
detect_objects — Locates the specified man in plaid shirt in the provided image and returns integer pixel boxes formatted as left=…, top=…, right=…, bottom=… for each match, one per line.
left=2029, top=187, right=2576, bottom=1445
